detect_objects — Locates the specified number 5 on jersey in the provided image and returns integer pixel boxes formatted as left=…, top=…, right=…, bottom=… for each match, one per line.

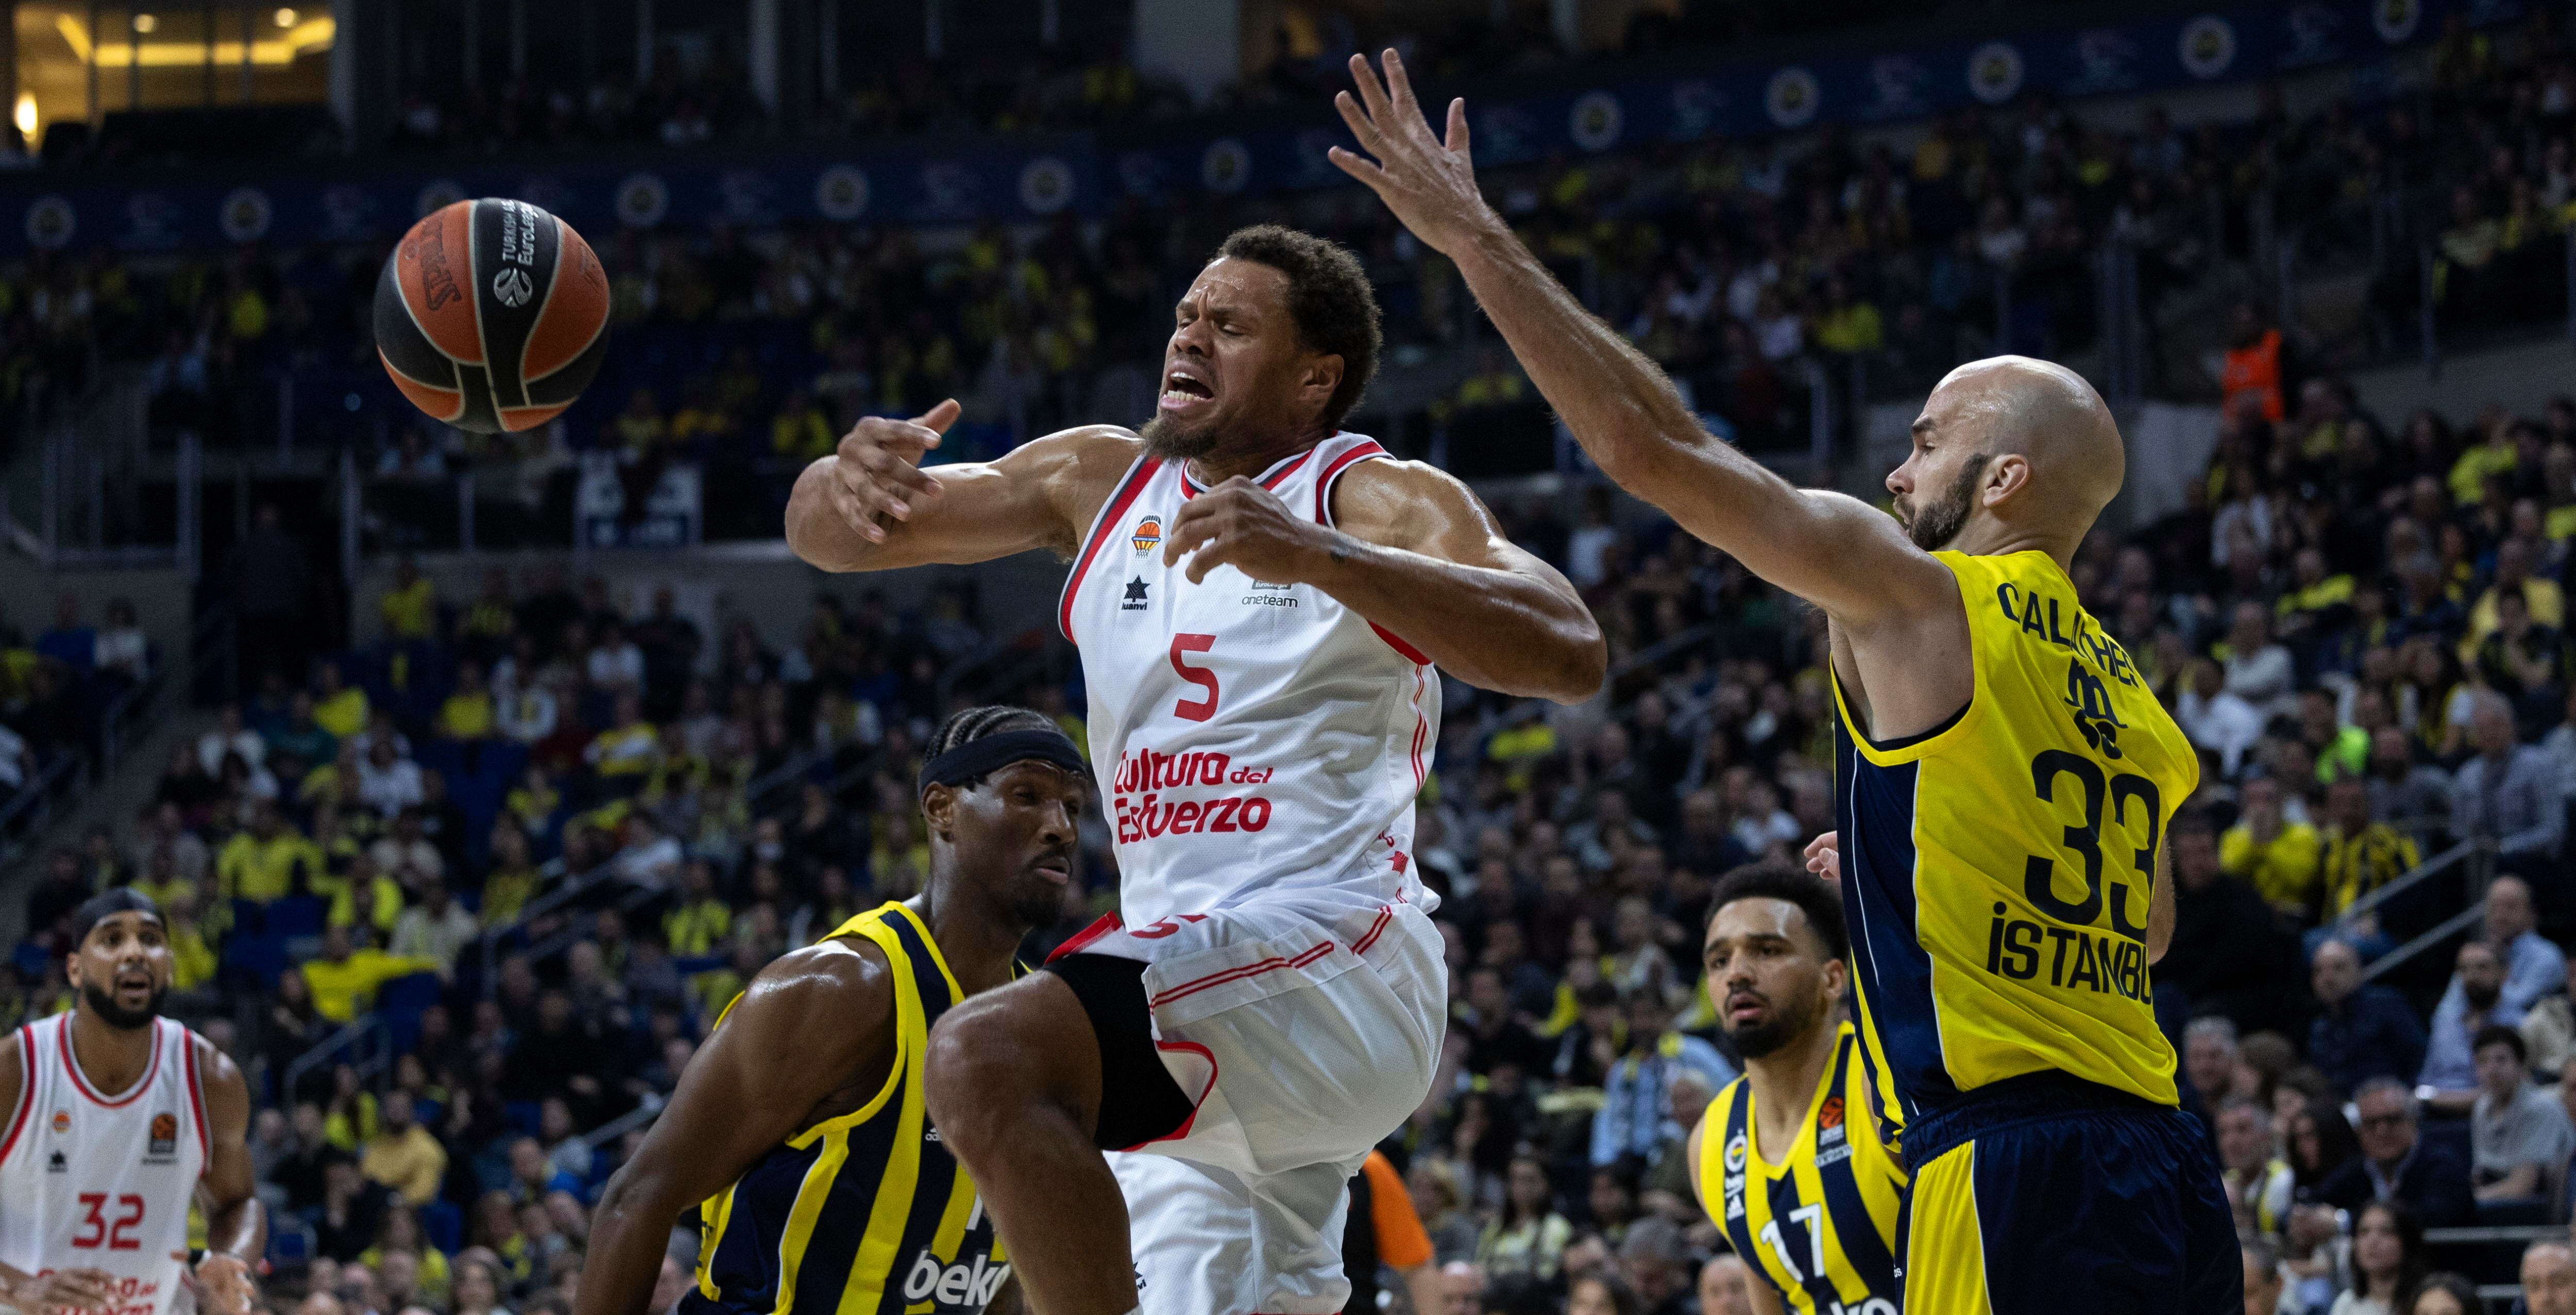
left=1171, top=634, right=1219, bottom=722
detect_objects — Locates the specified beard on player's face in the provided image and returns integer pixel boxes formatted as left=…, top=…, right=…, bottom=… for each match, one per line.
left=1139, top=410, right=1223, bottom=462
left=1722, top=983, right=1823, bottom=1060
left=1895, top=451, right=1991, bottom=552
left=79, top=977, right=166, bottom=1031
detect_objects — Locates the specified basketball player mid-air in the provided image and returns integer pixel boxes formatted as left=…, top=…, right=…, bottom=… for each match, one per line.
left=1689, top=866, right=1903, bottom=1315
left=578, top=706, right=1090, bottom=1315
left=785, top=227, right=1604, bottom=1314
left=1327, top=49, right=2236, bottom=1312
left=0, top=891, right=265, bottom=1315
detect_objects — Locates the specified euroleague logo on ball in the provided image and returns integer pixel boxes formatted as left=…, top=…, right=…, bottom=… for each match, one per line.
left=492, top=267, right=535, bottom=308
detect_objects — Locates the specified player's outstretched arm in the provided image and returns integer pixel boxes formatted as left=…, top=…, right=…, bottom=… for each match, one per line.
left=1163, top=460, right=1604, bottom=701
left=192, top=1042, right=266, bottom=1315
left=784, top=402, right=1140, bottom=573
left=578, top=946, right=895, bottom=1315
left=1328, top=52, right=1949, bottom=626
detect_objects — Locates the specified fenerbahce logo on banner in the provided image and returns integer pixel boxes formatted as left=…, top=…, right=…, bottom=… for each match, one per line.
left=901, top=1251, right=1010, bottom=1310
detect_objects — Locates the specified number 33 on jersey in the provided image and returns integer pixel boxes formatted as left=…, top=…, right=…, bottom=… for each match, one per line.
left=1060, top=434, right=1436, bottom=928
left=1832, top=550, right=2199, bottom=1144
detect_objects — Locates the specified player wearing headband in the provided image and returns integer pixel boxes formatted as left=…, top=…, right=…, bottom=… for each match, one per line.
left=579, top=706, right=1088, bottom=1315
left=0, top=889, right=265, bottom=1315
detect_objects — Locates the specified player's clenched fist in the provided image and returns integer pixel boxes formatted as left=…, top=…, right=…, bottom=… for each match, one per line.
left=1162, top=477, right=1341, bottom=585
left=4, top=1263, right=116, bottom=1315
left=825, top=399, right=956, bottom=544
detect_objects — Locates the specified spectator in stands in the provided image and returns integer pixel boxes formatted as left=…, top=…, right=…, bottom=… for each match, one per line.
left=34, top=592, right=93, bottom=676
left=2318, top=1079, right=2474, bottom=1227
left=93, top=598, right=146, bottom=686
left=1698, top=1254, right=1754, bottom=1315
left=2184, top=1016, right=2242, bottom=1104
left=389, top=876, right=478, bottom=972
left=201, top=703, right=266, bottom=776
left=2166, top=813, right=2300, bottom=1033
left=2367, top=726, right=2455, bottom=829
left=1591, top=991, right=1736, bottom=1169
left=2467, top=1025, right=2572, bottom=1204
left=506, top=1136, right=580, bottom=1205
left=317, top=1152, right=394, bottom=1262
left=2310, top=939, right=2427, bottom=1097
left=2224, top=602, right=2299, bottom=719
left=2241, top=1235, right=2286, bottom=1315
left=2218, top=1096, right=2296, bottom=1241
left=2320, top=778, right=2420, bottom=922
left=2330, top=1199, right=2425, bottom=1315
left=2480, top=876, right=2564, bottom=1011
left=2448, top=693, right=2564, bottom=871
left=2528, top=1243, right=2576, bottom=1315
left=1438, top=1261, right=1486, bottom=1315
left=2225, top=775, right=2324, bottom=917
left=218, top=800, right=319, bottom=903
left=2421, top=939, right=2522, bottom=1114
left=370, top=810, right=445, bottom=889
left=360, top=1089, right=448, bottom=1208
left=359, top=737, right=427, bottom=820
left=1477, top=1153, right=1572, bottom=1283
left=301, top=924, right=442, bottom=1022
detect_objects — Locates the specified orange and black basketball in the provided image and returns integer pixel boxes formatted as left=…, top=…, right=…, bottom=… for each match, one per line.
left=375, top=198, right=609, bottom=433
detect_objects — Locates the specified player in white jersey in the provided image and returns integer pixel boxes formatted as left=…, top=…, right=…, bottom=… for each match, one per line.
left=785, top=225, right=1604, bottom=1314
left=0, top=891, right=263, bottom=1315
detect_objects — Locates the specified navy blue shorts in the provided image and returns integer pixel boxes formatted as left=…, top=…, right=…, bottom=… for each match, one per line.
left=1899, top=1075, right=2243, bottom=1315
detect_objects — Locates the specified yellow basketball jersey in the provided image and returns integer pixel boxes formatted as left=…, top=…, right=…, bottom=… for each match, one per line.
left=1700, top=1025, right=1905, bottom=1315
left=689, top=902, right=1010, bottom=1315
left=1832, top=550, right=2196, bottom=1144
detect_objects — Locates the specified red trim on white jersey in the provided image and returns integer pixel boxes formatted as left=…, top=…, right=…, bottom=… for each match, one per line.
left=181, top=1034, right=208, bottom=1162
left=1177, top=447, right=1318, bottom=500
left=0, top=1029, right=35, bottom=1165
left=1059, top=456, right=1162, bottom=645
left=1310, top=439, right=1388, bottom=521
left=1114, top=1040, right=1217, bottom=1152
left=1147, top=940, right=1333, bottom=1009
left=1044, top=912, right=1125, bottom=964
left=60, top=1015, right=162, bottom=1108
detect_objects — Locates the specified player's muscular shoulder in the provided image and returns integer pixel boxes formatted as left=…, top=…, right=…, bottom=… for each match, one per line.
left=1325, top=457, right=1492, bottom=555
left=1008, top=425, right=1145, bottom=559
left=731, top=937, right=901, bottom=1120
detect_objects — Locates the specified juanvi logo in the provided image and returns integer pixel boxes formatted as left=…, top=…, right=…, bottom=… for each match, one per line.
left=900, top=1253, right=1010, bottom=1309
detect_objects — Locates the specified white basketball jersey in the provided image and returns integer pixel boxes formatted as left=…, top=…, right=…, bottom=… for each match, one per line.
left=1061, top=433, right=1440, bottom=926
left=0, top=1015, right=208, bottom=1315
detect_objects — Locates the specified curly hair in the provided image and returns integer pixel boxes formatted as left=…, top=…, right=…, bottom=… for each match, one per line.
left=1705, top=861, right=1849, bottom=960
left=1214, top=225, right=1382, bottom=426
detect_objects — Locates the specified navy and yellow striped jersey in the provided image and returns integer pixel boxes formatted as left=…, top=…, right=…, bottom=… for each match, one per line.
left=1834, top=550, right=2198, bottom=1147
left=1701, top=1024, right=1905, bottom=1315
left=682, top=902, right=1008, bottom=1315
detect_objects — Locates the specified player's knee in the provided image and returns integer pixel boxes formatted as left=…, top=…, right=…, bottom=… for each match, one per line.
left=921, top=993, right=1035, bottom=1147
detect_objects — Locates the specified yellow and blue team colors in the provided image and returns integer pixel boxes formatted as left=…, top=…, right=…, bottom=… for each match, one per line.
left=683, top=903, right=1009, bottom=1315
left=1701, top=1024, right=1904, bottom=1315
left=1831, top=549, right=2239, bottom=1312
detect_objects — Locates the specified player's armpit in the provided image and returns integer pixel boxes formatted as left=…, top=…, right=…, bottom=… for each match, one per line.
left=577, top=945, right=897, bottom=1315
left=786, top=424, right=1139, bottom=573
left=1319, top=458, right=1605, bottom=701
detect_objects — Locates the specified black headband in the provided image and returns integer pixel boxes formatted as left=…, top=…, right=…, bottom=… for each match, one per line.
left=68, top=888, right=162, bottom=949
left=917, top=729, right=1089, bottom=800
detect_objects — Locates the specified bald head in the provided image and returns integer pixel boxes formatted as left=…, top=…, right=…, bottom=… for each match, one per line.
left=1897, top=356, right=2124, bottom=557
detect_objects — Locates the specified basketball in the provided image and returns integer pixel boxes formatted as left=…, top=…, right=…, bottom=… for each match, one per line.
left=374, top=197, right=610, bottom=433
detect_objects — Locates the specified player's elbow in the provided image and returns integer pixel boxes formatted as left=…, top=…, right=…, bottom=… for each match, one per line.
left=1538, top=622, right=1609, bottom=704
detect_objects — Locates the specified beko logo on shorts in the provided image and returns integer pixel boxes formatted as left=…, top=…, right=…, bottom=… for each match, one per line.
left=900, top=1253, right=1010, bottom=1309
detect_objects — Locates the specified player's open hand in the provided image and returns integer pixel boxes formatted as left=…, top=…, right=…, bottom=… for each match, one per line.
left=1803, top=831, right=1841, bottom=882
left=826, top=400, right=955, bottom=544
left=11, top=1265, right=116, bottom=1315
left=1163, top=477, right=1332, bottom=586
left=1328, top=50, right=1498, bottom=258
left=184, top=1252, right=258, bottom=1315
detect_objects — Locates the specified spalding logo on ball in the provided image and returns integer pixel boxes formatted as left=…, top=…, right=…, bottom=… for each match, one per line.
left=375, top=197, right=609, bottom=432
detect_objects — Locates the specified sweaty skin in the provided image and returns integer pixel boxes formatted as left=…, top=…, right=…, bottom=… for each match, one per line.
left=1326, top=50, right=2171, bottom=959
